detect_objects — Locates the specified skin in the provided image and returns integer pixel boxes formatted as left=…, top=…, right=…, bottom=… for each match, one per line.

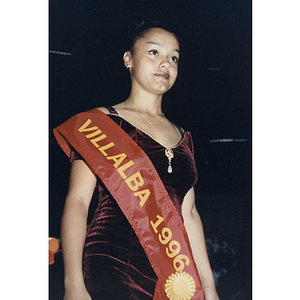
left=61, top=28, right=219, bottom=300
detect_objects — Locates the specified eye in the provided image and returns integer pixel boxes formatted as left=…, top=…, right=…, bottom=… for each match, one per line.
left=171, top=56, right=179, bottom=63
left=149, top=49, right=159, bottom=56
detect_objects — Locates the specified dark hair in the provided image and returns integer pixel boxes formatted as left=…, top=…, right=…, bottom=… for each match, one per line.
left=127, top=19, right=179, bottom=54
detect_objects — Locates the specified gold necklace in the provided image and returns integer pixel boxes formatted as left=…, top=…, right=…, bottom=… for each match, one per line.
left=126, top=100, right=174, bottom=173
left=126, top=100, right=164, bottom=128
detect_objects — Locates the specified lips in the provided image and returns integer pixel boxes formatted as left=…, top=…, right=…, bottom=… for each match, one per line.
left=154, top=72, right=169, bottom=79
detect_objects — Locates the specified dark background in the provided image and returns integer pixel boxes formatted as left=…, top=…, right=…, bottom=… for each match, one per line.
left=49, top=1, right=251, bottom=299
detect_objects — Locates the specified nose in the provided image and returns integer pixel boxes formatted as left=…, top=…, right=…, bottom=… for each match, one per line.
left=160, top=57, right=170, bottom=69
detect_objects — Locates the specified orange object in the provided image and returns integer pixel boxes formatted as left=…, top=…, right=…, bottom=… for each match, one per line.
left=49, top=237, right=60, bottom=265
left=49, top=237, right=60, bottom=253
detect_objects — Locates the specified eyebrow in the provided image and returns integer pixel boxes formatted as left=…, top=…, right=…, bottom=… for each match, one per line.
left=145, top=42, right=180, bottom=54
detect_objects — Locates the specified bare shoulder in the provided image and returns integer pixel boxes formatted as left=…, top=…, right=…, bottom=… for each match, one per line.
left=96, top=107, right=110, bottom=114
left=96, top=102, right=126, bottom=115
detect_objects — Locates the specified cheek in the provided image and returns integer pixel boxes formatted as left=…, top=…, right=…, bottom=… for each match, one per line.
left=132, top=58, right=151, bottom=74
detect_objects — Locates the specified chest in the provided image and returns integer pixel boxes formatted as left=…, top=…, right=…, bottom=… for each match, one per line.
left=134, top=130, right=198, bottom=199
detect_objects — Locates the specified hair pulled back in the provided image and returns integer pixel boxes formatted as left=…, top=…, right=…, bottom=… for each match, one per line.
left=126, top=19, right=180, bottom=54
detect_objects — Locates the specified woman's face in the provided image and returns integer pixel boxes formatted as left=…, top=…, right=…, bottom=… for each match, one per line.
left=125, top=28, right=180, bottom=96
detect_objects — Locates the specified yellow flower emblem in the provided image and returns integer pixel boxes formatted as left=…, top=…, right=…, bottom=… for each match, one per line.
left=165, top=271, right=196, bottom=300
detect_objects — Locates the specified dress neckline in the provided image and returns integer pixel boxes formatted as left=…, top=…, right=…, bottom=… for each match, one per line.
left=93, top=108, right=187, bottom=150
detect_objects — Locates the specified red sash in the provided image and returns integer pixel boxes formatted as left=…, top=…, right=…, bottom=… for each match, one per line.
left=53, top=109, right=204, bottom=300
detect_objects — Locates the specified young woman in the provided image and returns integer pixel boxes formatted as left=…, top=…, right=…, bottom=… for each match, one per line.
left=55, top=25, right=220, bottom=300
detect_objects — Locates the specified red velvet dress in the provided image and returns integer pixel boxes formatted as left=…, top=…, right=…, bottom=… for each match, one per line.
left=70, top=108, right=198, bottom=299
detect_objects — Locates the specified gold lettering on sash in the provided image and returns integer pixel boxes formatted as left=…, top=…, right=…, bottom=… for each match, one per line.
left=78, top=119, right=98, bottom=132
left=133, top=189, right=150, bottom=207
left=98, top=142, right=115, bottom=156
left=125, top=171, right=144, bottom=192
left=117, top=160, right=134, bottom=179
left=150, top=215, right=191, bottom=272
left=85, top=129, right=102, bottom=139
left=90, top=134, right=107, bottom=147
left=77, top=117, right=150, bottom=207
left=106, top=153, right=127, bottom=168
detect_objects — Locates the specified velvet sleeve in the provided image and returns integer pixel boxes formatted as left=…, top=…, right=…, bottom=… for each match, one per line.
left=187, top=132, right=195, bottom=157
left=70, top=148, right=83, bottom=162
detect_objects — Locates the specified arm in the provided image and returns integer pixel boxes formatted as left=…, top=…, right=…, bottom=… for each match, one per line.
left=182, top=188, right=220, bottom=300
left=61, top=159, right=97, bottom=300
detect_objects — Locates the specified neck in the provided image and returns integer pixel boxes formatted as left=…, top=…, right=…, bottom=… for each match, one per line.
left=126, top=91, right=163, bottom=116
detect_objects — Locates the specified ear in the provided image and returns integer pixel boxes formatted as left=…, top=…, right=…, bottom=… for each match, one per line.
left=123, top=51, right=132, bottom=68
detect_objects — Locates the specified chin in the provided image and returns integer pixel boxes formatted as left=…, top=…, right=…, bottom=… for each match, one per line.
left=154, top=83, right=173, bottom=94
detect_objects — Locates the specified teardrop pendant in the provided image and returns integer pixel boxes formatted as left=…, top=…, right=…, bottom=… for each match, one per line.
left=165, top=148, right=174, bottom=174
